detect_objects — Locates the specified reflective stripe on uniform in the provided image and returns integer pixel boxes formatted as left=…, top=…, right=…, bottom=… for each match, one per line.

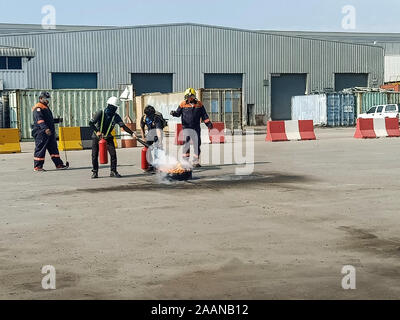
left=50, top=154, right=60, bottom=158
left=100, top=111, right=116, bottom=137
left=37, top=120, right=45, bottom=124
left=34, top=157, right=45, bottom=161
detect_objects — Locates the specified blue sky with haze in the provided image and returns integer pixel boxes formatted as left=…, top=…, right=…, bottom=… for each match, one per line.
left=0, top=0, right=398, bottom=32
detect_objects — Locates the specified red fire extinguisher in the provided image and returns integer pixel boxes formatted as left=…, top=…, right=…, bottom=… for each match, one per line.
left=141, top=147, right=149, bottom=170
left=99, top=138, right=108, bottom=164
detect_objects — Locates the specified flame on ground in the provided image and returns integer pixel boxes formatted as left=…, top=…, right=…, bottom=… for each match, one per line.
left=159, top=162, right=191, bottom=174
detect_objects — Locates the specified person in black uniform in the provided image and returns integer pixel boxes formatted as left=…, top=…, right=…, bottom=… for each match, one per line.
left=170, top=88, right=213, bottom=167
left=89, top=96, right=134, bottom=179
left=140, top=105, right=164, bottom=171
left=31, top=91, right=68, bottom=172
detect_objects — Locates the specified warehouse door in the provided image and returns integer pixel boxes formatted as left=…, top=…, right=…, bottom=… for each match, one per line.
left=335, top=73, right=368, bottom=91
left=131, top=73, right=173, bottom=96
left=271, top=74, right=307, bottom=120
left=204, top=73, right=243, bottom=89
left=52, top=73, right=98, bottom=89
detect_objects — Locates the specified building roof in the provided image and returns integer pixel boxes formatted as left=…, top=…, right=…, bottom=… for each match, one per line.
left=0, top=45, right=35, bottom=57
left=0, top=22, right=384, bottom=50
left=0, top=23, right=113, bottom=35
left=1, top=22, right=399, bottom=41
left=260, top=30, right=400, bottom=44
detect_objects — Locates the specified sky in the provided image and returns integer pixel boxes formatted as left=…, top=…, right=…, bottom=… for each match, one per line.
left=0, top=0, right=399, bottom=33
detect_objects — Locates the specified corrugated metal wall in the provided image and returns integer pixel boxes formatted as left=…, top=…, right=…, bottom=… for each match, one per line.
left=292, top=93, right=355, bottom=126
left=0, top=24, right=384, bottom=120
left=0, top=57, right=29, bottom=89
left=384, top=56, right=400, bottom=82
left=355, top=91, right=400, bottom=114
left=9, top=89, right=130, bottom=139
left=387, top=92, right=400, bottom=104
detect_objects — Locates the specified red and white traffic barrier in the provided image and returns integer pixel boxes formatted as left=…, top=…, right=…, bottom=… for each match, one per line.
left=266, top=120, right=316, bottom=142
left=176, top=122, right=226, bottom=145
left=354, top=118, right=400, bottom=138
left=208, top=122, right=225, bottom=143
left=174, top=123, right=185, bottom=145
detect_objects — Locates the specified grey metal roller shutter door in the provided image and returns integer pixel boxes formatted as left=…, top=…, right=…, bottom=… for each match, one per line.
left=271, top=74, right=307, bottom=120
left=334, top=73, right=368, bottom=91
left=204, top=74, right=243, bottom=89
left=131, top=73, right=173, bottom=96
left=52, top=73, right=98, bottom=89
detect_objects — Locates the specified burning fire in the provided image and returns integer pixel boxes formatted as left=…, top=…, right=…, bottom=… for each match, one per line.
left=159, top=162, right=190, bottom=174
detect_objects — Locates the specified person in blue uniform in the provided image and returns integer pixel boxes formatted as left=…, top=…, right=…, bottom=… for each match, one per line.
left=170, top=88, right=213, bottom=167
left=31, top=91, right=68, bottom=172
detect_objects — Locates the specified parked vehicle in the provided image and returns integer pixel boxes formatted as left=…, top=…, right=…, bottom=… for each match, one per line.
left=358, top=104, right=400, bottom=120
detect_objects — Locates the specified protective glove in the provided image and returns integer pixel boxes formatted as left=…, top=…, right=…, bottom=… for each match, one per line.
left=207, top=122, right=214, bottom=130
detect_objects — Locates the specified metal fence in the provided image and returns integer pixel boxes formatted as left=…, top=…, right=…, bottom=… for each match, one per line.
left=200, top=89, right=242, bottom=132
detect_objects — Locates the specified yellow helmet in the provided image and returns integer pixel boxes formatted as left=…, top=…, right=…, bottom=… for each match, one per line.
left=184, top=88, right=196, bottom=98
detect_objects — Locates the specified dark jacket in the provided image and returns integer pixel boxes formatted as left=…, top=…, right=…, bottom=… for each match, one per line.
left=140, top=114, right=164, bottom=131
left=31, top=102, right=58, bottom=137
left=140, top=114, right=164, bottom=143
left=89, top=108, right=133, bottom=138
left=171, top=99, right=213, bottom=130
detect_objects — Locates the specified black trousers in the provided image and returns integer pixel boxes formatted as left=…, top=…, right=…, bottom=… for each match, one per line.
left=33, top=132, right=63, bottom=168
left=92, top=137, right=117, bottom=172
left=182, top=127, right=201, bottom=159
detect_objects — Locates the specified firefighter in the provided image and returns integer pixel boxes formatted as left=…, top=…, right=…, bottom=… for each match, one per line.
left=170, top=88, right=213, bottom=167
left=31, top=91, right=68, bottom=172
left=89, top=96, right=135, bottom=179
left=140, top=105, right=164, bottom=171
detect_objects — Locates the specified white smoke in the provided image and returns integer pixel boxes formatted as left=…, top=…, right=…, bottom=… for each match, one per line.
left=152, top=147, right=192, bottom=170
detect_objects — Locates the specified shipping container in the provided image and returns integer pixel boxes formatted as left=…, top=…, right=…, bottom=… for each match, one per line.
left=291, top=94, right=327, bottom=125
left=357, top=92, right=387, bottom=114
left=7, top=89, right=133, bottom=140
left=326, top=93, right=355, bottom=126
left=0, top=99, right=8, bottom=128
left=354, top=91, right=400, bottom=114
left=135, top=88, right=243, bottom=133
left=201, top=89, right=242, bottom=132
left=291, top=93, right=355, bottom=126
left=387, top=92, right=400, bottom=104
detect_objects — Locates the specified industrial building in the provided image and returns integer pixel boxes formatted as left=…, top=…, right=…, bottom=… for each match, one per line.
left=264, top=30, right=400, bottom=83
left=0, top=45, right=35, bottom=90
left=0, top=23, right=384, bottom=124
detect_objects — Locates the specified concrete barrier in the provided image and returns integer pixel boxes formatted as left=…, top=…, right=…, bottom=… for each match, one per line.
left=266, top=120, right=316, bottom=142
left=354, top=118, right=400, bottom=138
left=59, top=127, right=118, bottom=151
left=59, top=127, right=82, bottom=150
left=0, top=128, right=21, bottom=154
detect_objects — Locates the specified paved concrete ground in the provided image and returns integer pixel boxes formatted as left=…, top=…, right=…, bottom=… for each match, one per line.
left=1, top=127, right=400, bottom=299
